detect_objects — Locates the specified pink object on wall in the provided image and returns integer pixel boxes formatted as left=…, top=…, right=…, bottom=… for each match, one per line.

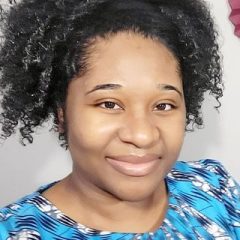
left=229, top=0, right=240, bottom=37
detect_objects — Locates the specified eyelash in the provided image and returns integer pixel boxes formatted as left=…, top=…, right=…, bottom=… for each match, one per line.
left=97, top=101, right=176, bottom=112
left=154, top=103, right=176, bottom=111
left=97, top=101, right=123, bottom=110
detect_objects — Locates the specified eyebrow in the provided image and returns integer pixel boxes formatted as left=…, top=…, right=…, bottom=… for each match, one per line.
left=85, top=83, right=183, bottom=98
left=85, top=83, right=122, bottom=95
left=157, top=84, right=183, bottom=98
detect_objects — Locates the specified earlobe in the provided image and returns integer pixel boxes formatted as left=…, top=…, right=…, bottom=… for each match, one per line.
left=57, top=108, right=65, bottom=133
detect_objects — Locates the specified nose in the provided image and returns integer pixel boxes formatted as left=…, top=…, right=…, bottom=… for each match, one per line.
left=118, top=112, right=160, bottom=148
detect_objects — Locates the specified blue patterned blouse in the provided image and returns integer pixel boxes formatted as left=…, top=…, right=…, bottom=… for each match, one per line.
left=0, top=159, right=240, bottom=239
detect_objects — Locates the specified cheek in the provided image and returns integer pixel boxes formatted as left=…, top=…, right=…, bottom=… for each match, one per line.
left=67, top=111, right=120, bottom=151
left=159, top=115, right=186, bottom=152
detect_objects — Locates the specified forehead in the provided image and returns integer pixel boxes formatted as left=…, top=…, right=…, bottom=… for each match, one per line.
left=75, top=31, right=181, bottom=89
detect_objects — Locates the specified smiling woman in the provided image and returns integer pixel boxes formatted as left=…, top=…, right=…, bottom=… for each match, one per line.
left=0, top=0, right=240, bottom=239
left=61, top=33, right=185, bottom=208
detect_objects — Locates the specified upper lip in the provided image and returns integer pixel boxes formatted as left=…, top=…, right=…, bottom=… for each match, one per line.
left=106, top=154, right=160, bottom=164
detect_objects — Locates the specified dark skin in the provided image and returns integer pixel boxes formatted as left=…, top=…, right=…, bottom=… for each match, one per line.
left=43, top=32, right=186, bottom=233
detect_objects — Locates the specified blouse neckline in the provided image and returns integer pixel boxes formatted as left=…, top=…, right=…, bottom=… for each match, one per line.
left=35, top=175, right=179, bottom=237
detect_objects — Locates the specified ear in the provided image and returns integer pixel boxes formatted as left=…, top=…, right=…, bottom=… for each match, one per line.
left=57, top=108, right=65, bottom=133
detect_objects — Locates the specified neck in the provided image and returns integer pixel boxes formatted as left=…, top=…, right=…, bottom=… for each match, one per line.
left=69, top=168, right=168, bottom=232
left=44, top=171, right=168, bottom=233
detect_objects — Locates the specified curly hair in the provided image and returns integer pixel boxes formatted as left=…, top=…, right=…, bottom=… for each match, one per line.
left=0, top=0, right=223, bottom=147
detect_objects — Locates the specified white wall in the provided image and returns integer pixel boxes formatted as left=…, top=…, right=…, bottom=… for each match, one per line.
left=0, top=0, right=239, bottom=207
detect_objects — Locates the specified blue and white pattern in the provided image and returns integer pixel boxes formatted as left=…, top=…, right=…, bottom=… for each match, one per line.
left=0, top=159, right=239, bottom=239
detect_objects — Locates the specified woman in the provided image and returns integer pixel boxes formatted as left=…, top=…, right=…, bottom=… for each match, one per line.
left=0, top=0, right=239, bottom=239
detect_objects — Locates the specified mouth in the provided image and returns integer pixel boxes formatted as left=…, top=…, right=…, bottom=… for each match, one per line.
left=106, top=154, right=161, bottom=177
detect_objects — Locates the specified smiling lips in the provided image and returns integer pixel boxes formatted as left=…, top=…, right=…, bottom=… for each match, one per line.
left=106, top=154, right=160, bottom=177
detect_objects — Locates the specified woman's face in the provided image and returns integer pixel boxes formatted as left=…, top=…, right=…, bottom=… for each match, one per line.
left=65, top=32, right=186, bottom=201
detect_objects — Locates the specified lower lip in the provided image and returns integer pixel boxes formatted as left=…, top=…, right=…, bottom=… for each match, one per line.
left=106, top=158, right=159, bottom=177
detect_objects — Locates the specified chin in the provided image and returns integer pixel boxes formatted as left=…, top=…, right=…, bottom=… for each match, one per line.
left=109, top=180, right=164, bottom=202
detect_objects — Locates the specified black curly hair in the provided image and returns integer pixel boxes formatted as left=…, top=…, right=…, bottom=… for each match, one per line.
left=0, top=0, right=223, bottom=147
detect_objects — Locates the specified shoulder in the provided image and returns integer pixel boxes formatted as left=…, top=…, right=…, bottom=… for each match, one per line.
left=0, top=191, right=42, bottom=238
left=0, top=183, right=57, bottom=239
left=167, top=159, right=240, bottom=238
left=0, top=183, right=55, bottom=219
left=172, top=158, right=230, bottom=175
left=169, top=159, right=240, bottom=201
left=171, top=159, right=237, bottom=185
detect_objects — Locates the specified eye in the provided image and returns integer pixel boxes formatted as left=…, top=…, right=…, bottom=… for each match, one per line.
left=154, top=103, right=175, bottom=111
left=98, top=101, right=122, bottom=110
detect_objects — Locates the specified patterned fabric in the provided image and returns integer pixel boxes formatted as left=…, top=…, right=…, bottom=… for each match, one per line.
left=0, top=159, right=239, bottom=239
